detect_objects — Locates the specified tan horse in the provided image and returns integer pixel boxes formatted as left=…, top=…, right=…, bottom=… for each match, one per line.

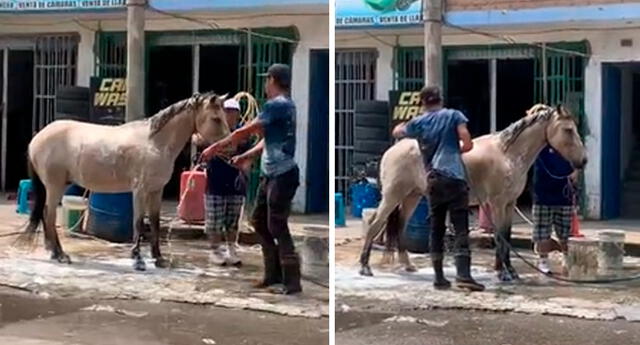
left=22, top=92, right=230, bottom=271
left=359, top=104, right=588, bottom=281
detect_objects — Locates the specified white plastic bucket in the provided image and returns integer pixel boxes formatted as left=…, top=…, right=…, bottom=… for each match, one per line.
left=361, top=208, right=376, bottom=238
left=62, top=196, right=87, bottom=232
left=567, top=237, right=599, bottom=280
left=597, top=230, right=625, bottom=276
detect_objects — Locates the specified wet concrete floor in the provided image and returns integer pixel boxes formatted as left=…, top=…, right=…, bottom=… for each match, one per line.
left=0, top=287, right=328, bottom=345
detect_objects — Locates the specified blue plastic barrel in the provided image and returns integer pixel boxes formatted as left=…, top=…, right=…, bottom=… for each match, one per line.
left=404, top=197, right=431, bottom=253
left=65, top=184, right=86, bottom=196
left=350, top=182, right=380, bottom=218
left=335, top=193, right=346, bottom=227
left=86, top=192, right=134, bottom=243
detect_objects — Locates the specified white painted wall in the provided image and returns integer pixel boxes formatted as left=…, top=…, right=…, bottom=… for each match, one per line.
left=337, top=25, right=640, bottom=219
left=0, top=9, right=328, bottom=213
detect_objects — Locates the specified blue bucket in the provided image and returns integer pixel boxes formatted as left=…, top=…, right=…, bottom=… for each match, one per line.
left=335, top=193, right=346, bottom=227
left=404, top=197, right=431, bottom=253
left=86, top=192, right=134, bottom=243
left=350, top=182, right=380, bottom=218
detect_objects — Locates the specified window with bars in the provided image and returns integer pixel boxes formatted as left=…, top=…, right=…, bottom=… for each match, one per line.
left=335, top=49, right=377, bottom=196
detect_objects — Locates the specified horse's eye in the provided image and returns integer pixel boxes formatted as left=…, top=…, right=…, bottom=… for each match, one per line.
left=211, top=117, right=222, bottom=123
left=563, top=128, right=573, bottom=135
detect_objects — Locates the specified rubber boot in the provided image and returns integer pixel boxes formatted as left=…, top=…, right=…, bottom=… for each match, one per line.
left=431, top=254, right=451, bottom=290
left=270, top=254, right=302, bottom=295
left=253, top=246, right=282, bottom=288
left=455, top=256, right=485, bottom=292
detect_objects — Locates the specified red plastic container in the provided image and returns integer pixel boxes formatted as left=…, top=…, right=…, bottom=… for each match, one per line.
left=178, top=170, right=207, bottom=222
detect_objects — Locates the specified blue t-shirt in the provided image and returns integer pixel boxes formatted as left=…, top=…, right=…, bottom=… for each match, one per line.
left=533, top=146, right=574, bottom=206
left=256, top=95, right=297, bottom=177
left=404, top=108, right=469, bottom=181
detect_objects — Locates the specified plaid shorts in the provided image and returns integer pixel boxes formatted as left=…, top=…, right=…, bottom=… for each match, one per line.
left=205, top=194, right=245, bottom=234
left=532, top=204, right=573, bottom=242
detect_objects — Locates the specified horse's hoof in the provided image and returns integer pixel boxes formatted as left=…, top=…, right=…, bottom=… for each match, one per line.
left=55, top=253, right=71, bottom=265
left=359, top=265, right=373, bottom=277
left=133, top=258, right=146, bottom=271
left=405, top=265, right=418, bottom=273
left=506, top=265, right=520, bottom=280
left=496, top=268, right=514, bottom=282
left=155, top=257, right=169, bottom=268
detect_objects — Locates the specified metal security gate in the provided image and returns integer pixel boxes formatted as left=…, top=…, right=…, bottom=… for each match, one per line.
left=238, top=29, right=295, bottom=211
left=395, top=47, right=423, bottom=92
left=33, top=35, right=79, bottom=132
left=95, top=32, right=127, bottom=78
left=335, top=49, right=377, bottom=196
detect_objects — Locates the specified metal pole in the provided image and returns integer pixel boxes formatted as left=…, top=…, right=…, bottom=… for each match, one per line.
left=423, top=0, right=443, bottom=88
left=2, top=48, right=8, bottom=192
left=490, top=58, right=497, bottom=133
left=190, top=44, right=200, bottom=168
left=126, top=0, right=146, bottom=122
left=542, top=42, right=548, bottom=104
left=246, top=29, right=252, bottom=94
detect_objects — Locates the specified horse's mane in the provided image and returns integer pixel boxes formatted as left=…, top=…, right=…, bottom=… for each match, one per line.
left=497, top=104, right=555, bottom=152
left=148, top=92, right=216, bottom=137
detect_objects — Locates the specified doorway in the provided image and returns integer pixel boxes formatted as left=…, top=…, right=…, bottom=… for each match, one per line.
left=6, top=50, right=34, bottom=190
left=445, top=60, right=490, bottom=137
left=199, top=45, right=240, bottom=96
left=147, top=45, right=193, bottom=199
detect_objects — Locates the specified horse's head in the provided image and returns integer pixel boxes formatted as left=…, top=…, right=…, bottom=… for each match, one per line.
left=546, top=104, right=588, bottom=169
left=195, top=93, right=231, bottom=143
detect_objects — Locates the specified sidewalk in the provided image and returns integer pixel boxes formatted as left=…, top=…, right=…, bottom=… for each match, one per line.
left=0, top=198, right=329, bottom=319
left=335, top=217, right=640, bottom=322
left=337, top=214, right=640, bottom=255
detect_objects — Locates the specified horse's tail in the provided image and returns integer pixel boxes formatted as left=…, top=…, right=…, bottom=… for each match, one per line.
left=26, top=158, right=45, bottom=233
left=383, top=206, right=401, bottom=251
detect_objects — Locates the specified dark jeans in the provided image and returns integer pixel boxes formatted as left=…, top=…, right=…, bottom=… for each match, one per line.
left=427, top=171, right=471, bottom=258
left=251, top=166, right=300, bottom=258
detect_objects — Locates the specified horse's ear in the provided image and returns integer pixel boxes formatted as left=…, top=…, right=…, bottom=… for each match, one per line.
left=219, top=93, right=229, bottom=101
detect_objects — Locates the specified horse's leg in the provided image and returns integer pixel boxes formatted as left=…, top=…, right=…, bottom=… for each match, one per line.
left=493, top=203, right=516, bottom=282
left=502, top=203, right=519, bottom=280
left=359, top=195, right=401, bottom=276
left=381, top=208, right=400, bottom=266
left=131, top=190, right=146, bottom=271
left=397, top=194, right=421, bottom=272
left=147, top=190, right=167, bottom=268
left=44, top=185, right=69, bottom=263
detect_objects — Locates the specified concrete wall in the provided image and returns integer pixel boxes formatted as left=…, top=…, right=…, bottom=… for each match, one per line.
left=336, top=25, right=640, bottom=219
left=0, top=9, right=328, bottom=213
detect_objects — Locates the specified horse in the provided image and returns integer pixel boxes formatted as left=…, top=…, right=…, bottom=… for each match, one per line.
left=358, top=104, right=588, bottom=281
left=21, top=92, right=230, bottom=271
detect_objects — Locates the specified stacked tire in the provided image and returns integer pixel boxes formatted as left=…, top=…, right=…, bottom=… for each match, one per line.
left=354, top=100, right=391, bottom=167
left=55, top=86, right=90, bottom=122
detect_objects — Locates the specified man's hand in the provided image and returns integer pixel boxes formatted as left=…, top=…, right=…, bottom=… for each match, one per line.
left=201, top=141, right=226, bottom=162
left=231, top=154, right=254, bottom=172
left=392, top=123, right=407, bottom=139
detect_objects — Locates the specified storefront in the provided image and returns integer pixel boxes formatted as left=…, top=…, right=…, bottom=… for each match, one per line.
left=0, top=0, right=329, bottom=213
left=336, top=0, right=640, bottom=219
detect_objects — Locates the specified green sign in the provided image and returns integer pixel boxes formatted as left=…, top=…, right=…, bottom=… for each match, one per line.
left=336, top=0, right=422, bottom=27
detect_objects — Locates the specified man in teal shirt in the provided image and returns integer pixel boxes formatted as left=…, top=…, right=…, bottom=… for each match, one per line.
left=201, top=64, right=301, bottom=295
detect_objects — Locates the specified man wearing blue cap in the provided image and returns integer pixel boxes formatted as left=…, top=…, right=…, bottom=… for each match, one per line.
left=201, top=64, right=301, bottom=295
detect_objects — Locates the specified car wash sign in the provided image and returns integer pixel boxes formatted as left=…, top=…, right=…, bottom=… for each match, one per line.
left=0, top=0, right=125, bottom=11
left=336, top=0, right=422, bottom=27
left=90, top=77, right=126, bottom=125
left=389, top=90, right=422, bottom=126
